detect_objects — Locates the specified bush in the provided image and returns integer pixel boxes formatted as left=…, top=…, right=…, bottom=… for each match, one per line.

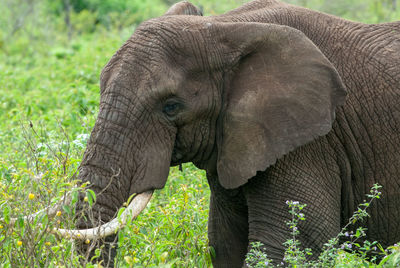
left=245, top=184, right=400, bottom=267
left=48, top=0, right=168, bottom=30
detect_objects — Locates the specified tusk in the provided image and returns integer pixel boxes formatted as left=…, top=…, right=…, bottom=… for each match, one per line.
left=52, top=191, right=153, bottom=240
left=1, top=192, right=73, bottom=225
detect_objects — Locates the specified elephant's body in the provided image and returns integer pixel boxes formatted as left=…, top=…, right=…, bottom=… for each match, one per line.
left=204, top=1, right=400, bottom=266
left=72, top=0, right=400, bottom=267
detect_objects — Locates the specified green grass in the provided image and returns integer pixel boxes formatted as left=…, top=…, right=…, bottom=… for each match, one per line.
left=1, top=0, right=400, bottom=266
left=117, top=165, right=211, bottom=267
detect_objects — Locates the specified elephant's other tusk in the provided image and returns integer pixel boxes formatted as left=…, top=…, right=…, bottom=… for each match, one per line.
left=0, top=192, right=73, bottom=225
left=52, top=191, right=153, bottom=240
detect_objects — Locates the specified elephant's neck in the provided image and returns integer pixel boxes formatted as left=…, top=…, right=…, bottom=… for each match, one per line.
left=221, top=2, right=363, bottom=67
left=265, top=6, right=361, bottom=58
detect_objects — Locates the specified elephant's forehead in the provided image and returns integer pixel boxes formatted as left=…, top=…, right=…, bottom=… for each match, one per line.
left=137, top=15, right=208, bottom=34
left=132, top=16, right=213, bottom=51
left=105, top=46, right=184, bottom=98
left=103, top=17, right=208, bottom=95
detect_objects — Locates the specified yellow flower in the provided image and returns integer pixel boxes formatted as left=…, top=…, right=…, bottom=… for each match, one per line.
left=28, top=193, right=35, bottom=200
left=17, top=241, right=23, bottom=246
left=56, top=211, right=62, bottom=217
left=84, top=196, right=88, bottom=202
left=45, top=242, right=51, bottom=246
left=85, top=239, right=90, bottom=244
left=0, top=225, right=3, bottom=229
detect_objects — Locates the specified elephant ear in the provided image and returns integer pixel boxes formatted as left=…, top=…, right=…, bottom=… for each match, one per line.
left=164, top=1, right=203, bottom=16
left=214, top=23, right=347, bottom=189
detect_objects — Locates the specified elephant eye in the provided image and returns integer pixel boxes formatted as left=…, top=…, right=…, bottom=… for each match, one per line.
left=162, top=101, right=181, bottom=117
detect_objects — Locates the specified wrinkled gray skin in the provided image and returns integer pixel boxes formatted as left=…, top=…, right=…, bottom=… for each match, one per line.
left=75, top=0, right=400, bottom=266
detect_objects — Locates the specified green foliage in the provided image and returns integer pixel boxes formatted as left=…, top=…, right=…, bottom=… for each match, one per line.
left=47, top=0, right=168, bottom=29
left=82, top=0, right=167, bottom=28
left=0, top=130, right=84, bottom=266
left=116, top=166, right=211, bottom=267
left=378, top=244, right=400, bottom=267
left=245, top=184, right=400, bottom=267
left=283, top=201, right=312, bottom=266
left=0, top=119, right=211, bottom=265
left=246, top=242, right=273, bottom=268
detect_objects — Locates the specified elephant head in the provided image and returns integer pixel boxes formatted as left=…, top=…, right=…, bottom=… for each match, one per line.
left=53, top=1, right=346, bottom=264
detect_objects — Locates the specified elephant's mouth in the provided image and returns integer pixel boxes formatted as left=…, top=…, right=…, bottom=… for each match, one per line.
left=171, top=145, right=184, bottom=166
left=171, top=135, right=215, bottom=168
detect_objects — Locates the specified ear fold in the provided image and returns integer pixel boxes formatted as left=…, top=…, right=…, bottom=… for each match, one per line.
left=213, top=23, right=347, bottom=189
left=164, top=1, right=203, bottom=16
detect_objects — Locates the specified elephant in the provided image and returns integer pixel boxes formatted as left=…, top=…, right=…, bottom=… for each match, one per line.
left=47, top=0, right=400, bottom=266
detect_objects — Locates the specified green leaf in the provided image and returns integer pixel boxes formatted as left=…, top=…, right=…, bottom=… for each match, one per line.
left=17, top=216, right=24, bottom=229
left=71, top=190, right=79, bottom=205
left=3, top=206, right=10, bottom=225
left=117, top=207, right=126, bottom=222
left=41, top=214, right=49, bottom=226
left=65, top=242, right=72, bottom=256
left=86, top=189, right=96, bottom=207
left=63, top=204, right=71, bottom=215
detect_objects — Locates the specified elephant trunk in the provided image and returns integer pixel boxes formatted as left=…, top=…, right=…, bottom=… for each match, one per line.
left=75, top=122, right=136, bottom=228
left=68, top=98, right=172, bottom=264
left=74, top=106, right=172, bottom=228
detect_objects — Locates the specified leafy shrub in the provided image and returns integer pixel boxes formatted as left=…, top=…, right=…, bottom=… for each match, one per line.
left=246, top=242, right=273, bottom=268
left=246, top=184, right=400, bottom=267
left=0, top=124, right=211, bottom=266
left=70, top=10, right=98, bottom=34
left=47, top=0, right=168, bottom=30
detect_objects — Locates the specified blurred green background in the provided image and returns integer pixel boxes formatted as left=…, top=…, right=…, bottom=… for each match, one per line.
left=0, top=0, right=399, bottom=267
